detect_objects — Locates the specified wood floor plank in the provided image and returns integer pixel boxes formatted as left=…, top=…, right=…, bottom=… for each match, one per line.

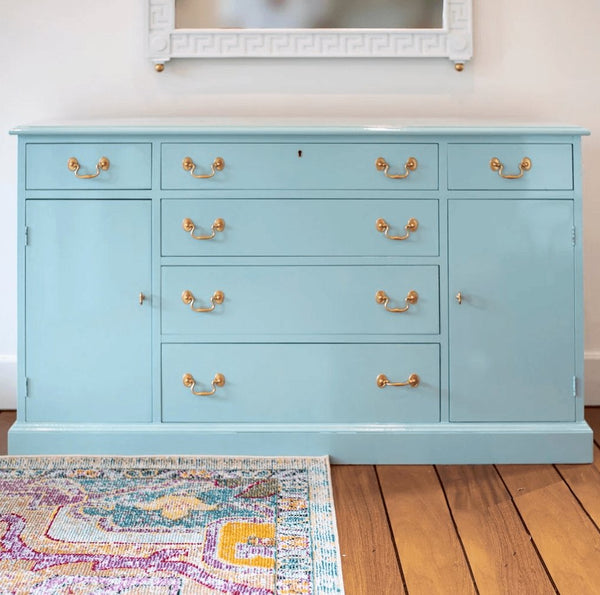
left=437, top=465, right=554, bottom=594
left=0, top=411, right=16, bottom=456
left=585, top=407, right=600, bottom=444
left=331, top=465, right=405, bottom=595
left=498, top=463, right=600, bottom=594
left=557, top=445, right=600, bottom=529
left=377, top=465, right=476, bottom=595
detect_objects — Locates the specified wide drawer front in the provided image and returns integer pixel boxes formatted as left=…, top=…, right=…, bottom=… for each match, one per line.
left=161, top=143, right=439, bottom=190
left=162, top=265, right=439, bottom=335
left=25, top=143, right=152, bottom=190
left=162, top=199, right=439, bottom=257
left=447, top=143, right=573, bottom=190
left=162, top=343, right=440, bottom=423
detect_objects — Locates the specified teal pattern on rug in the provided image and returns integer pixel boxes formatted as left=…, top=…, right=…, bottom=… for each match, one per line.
left=0, top=455, right=344, bottom=594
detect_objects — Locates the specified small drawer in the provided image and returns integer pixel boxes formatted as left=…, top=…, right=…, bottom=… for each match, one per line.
left=447, top=143, right=573, bottom=190
left=162, top=264, right=439, bottom=336
left=161, top=143, right=438, bottom=190
left=162, top=199, right=439, bottom=257
left=162, top=343, right=440, bottom=423
left=26, top=143, right=152, bottom=190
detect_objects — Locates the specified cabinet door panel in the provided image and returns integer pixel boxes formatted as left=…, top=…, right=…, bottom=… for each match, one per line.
left=449, top=200, right=575, bottom=422
left=25, top=200, right=152, bottom=422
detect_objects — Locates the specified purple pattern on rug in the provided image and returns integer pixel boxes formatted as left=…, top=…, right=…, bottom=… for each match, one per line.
left=30, top=575, right=182, bottom=594
left=0, top=514, right=274, bottom=594
left=0, top=479, right=84, bottom=508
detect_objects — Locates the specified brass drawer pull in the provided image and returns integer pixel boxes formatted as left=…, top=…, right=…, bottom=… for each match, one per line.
left=376, top=373, right=420, bottom=388
left=376, top=217, right=418, bottom=240
left=455, top=292, right=463, bottom=305
left=375, top=156, right=418, bottom=179
left=489, top=157, right=531, bottom=179
left=67, top=156, right=110, bottom=179
left=375, top=290, right=418, bottom=313
left=182, top=373, right=225, bottom=396
left=182, top=156, right=225, bottom=179
left=182, top=217, right=225, bottom=240
left=181, top=290, right=224, bottom=312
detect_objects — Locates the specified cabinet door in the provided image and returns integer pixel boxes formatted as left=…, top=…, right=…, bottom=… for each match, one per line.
left=25, top=200, right=152, bottom=422
left=449, top=200, right=575, bottom=422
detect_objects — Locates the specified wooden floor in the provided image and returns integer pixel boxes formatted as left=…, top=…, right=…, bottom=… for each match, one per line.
left=2, top=410, right=600, bottom=594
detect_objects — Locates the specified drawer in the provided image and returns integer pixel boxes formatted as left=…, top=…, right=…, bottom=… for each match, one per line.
left=162, top=343, right=440, bottom=423
left=447, top=143, right=573, bottom=190
left=162, top=199, right=439, bottom=257
left=161, top=143, right=438, bottom=190
left=162, top=265, right=439, bottom=335
left=26, top=143, right=152, bottom=190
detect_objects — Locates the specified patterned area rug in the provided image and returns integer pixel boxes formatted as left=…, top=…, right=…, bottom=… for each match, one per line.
left=0, top=455, right=344, bottom=594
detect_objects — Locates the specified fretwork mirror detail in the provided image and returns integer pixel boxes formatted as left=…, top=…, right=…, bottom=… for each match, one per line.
left=146, top=0, right=472, bottom=71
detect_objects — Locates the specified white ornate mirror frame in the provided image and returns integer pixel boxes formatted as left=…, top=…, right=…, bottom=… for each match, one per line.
left=146, top=0, right=472, bottom=71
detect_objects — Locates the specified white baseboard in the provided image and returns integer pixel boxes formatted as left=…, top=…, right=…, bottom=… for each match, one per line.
left=0, top=355, right=16, bottom=410
left=585, top=352, right=600, bottom=406
left=1, top=353, right=598, bottom=410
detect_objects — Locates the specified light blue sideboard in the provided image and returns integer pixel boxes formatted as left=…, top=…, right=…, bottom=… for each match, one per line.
left=8, top=122, right=593, bottom=463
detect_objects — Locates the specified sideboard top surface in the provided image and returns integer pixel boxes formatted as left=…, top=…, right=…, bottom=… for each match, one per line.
left=9, top=118, right=590, bottom=137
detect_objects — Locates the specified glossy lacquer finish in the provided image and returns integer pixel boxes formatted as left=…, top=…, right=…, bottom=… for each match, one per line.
left=447, top=143, right=573, bottom=190
left=161, top=142, right=439, bottom=190
left=162, top=343, right=440, bottom=423
left=162, top=265, right=439, bottom=335
left=9, top=123, right=592, bottom=463
left=26, top=143, right=152, bottom=190
left=25, top=200, right=152, bottom=422
left=449, top=200, right=575, bottom=422
left=162, top=199, right=439, bottom=257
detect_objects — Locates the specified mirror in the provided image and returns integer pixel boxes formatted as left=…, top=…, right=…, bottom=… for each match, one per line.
left=147, top=0, right=471, bottom=70
left=175, top=0, right=444, bottom=30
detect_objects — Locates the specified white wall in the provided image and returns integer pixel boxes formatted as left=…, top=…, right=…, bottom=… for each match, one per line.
left=1, top=0, right=600, bottom=408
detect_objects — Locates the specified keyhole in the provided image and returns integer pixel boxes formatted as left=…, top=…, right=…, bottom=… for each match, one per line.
left=298, top=150, right=302, bottom=158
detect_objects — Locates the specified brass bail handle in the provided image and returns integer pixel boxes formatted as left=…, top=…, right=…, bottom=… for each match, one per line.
left=376, top=217, right=418, bottom=241
left=181, top=290, right=224, bottom=312
left=376, top=373, right=420, bottom=388
left=489, top=157, right=532, bottom=179
left=182, top=373, right=225, bottom=396
left=67, top=156, right=110, bottom=179
left=376, top=157, right=418, bottom=179
left=182, top=217, right=225, bottom=240
left=375, top=290, right=418, bottom=313
left=182, top=156, right=225, bottom=179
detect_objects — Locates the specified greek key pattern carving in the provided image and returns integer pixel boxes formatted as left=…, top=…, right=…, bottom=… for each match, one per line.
left=148, top=0, right=472, bottom=63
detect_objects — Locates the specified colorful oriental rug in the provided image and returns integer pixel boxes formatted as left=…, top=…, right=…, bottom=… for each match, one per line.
left=0, top=455, right=344, bottom=594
